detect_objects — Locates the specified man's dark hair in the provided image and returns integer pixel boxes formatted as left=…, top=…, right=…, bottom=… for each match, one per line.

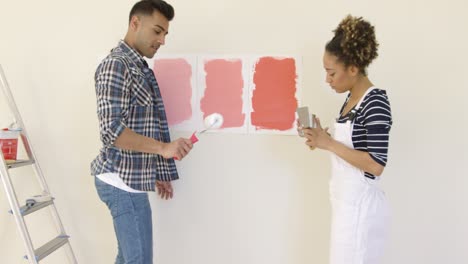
left=129, top=0, right=175, bottom=22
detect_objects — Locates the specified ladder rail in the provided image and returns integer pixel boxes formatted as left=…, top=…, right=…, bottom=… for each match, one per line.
left=0, top=64, right=78, bottom=263
left=0, top=66, right=51, bottom=200
left=0, top=66, right=34, bottom=161
left=0, top=154, right=38, bottom=264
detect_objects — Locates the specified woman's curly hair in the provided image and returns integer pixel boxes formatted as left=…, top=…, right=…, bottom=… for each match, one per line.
left=325, top=15, right=379, bottom=75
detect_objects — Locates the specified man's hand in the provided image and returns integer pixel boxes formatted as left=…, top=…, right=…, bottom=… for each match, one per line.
left=160, top=138, right=193, bottom=160
left=156, top=181, right=173, bottom=200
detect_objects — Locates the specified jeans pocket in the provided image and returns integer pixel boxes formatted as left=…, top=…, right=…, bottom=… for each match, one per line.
left=95, top=177, right=120, bottom=214
left=112, top=190, right=137, bottom=219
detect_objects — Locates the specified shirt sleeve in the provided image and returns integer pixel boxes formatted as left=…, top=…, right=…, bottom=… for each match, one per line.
left=361, top=91, right=393, bottom=166
left=95, top=57, right=130, bottom=146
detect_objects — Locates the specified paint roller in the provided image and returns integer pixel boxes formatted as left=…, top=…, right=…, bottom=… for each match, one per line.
left=173, top=113, right=223, bottom=160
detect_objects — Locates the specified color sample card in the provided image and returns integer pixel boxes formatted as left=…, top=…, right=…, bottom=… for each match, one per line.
left=153, top=58, right=192, bottom=125
left=148, top=55, right=301, bottom=135
left=149, top=56, right=198, bottom=131
left=198, top=57, right=249, bottom=133
left=249, top=56, right=299, bottom=134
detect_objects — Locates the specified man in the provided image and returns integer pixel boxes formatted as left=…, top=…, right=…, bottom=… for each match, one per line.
left=91, top=1, right=193, bottom=263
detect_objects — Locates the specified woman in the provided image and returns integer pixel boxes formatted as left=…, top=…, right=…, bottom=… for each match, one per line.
left=301, top=15, right=392, bottom=264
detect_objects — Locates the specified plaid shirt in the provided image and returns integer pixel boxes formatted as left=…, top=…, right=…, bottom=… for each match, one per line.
left=91, top=41, right=178, bottom=191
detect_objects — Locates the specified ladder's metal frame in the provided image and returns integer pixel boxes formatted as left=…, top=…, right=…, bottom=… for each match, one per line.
left=0, top=65, right=77, bottom=263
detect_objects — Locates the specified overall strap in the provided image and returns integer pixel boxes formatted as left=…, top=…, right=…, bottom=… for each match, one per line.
left=348, top=87, right=377, bottom=123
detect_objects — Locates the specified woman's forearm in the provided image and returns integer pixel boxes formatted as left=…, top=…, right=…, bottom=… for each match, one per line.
left=327, top=139, right=384, bottom=176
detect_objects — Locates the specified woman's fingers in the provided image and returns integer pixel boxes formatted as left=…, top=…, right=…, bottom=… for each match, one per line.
left=314, top=116, right=323, bottom=129
left=305, top=139, right=316, bottom=149
left=303, top=128, right=317, bottom=137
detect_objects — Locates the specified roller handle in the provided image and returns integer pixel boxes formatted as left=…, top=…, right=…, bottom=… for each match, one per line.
left=173, top=132, right=198, bottom=160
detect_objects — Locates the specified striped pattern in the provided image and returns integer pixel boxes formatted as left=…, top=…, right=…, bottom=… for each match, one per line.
left=91, top=41, right=178, bottom=191
left=337, top=88, right=392, bottom=179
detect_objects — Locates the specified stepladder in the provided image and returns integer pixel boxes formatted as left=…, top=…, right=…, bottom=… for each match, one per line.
left=0, top=64, right=77, bottom=263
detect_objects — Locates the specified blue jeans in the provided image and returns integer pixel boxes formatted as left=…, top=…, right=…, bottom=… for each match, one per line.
left=95, top=177, right=153, bottom=264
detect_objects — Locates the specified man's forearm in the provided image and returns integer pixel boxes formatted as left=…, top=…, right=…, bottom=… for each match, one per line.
left=114, top=127, right=165, bottom=154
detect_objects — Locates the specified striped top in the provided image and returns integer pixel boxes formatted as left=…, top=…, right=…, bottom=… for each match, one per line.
left=337, top=88, right=392, bottom=179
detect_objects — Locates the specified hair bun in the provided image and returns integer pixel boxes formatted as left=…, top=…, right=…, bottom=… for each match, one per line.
left=332, top=15, right=379, bottom=73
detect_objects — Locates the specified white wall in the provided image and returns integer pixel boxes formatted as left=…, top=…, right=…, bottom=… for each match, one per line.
left=0, top=0, right=467, bottom=263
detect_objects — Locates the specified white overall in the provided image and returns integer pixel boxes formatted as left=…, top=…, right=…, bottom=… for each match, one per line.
left=329, top=88, right=389, bottom=264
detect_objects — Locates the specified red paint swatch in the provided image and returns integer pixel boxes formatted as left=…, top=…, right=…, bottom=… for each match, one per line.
left=153, top=59, right=193, bottom=126
left=251, top=57, right=298, bottom=131
left=200, top=59, right=245, bottom=128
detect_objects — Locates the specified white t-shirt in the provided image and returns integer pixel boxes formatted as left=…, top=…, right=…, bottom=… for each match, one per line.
left=96, top=173, right=146, bottom=193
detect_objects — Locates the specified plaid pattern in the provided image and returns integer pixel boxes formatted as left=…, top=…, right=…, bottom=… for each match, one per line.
left=91, top=41, right=178, bottom=191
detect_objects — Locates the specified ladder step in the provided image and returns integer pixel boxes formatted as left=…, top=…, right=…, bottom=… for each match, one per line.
left=6, top=159, right=35, bottom=169
left=9, top=198, right=55, bottom=216
left=24, top=235, right=70, bottom=262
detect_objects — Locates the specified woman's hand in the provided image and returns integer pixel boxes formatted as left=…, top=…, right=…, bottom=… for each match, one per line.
left=296, top=119, right=305, bottom=137
left=303, top=116, right=333, bottom=150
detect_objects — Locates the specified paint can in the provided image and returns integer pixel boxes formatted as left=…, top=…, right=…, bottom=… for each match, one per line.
left=0, top=128, right=20, bottom=161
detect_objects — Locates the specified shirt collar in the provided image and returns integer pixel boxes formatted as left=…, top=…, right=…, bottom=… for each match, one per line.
left=118, top=40, right=148, bottom=68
